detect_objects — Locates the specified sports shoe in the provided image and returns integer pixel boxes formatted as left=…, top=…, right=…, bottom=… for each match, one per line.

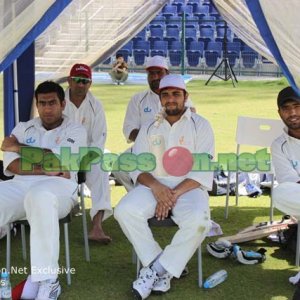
left=35, top=279, right=61, bottom=300
left=132, top=266, right=158, bottom=299
left=152, top=272, right=172, bottom=294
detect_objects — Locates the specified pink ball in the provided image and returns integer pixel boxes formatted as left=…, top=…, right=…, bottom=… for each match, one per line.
left=162, top=146, right=194, bottom=176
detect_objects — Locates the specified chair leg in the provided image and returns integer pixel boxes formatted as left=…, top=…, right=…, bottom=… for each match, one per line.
left=296, top=220, right=300, bottom=267
left=198, top=246, right=202, bottom=288
left=21, top=224, right=27, bottom=261
left=269, top=174, right=274, bottom=223
left=225, top=172, right=231, bottom=219
left=80, top=183, right=90, bottom=262
left=64, top=223, right=71, bottom=285
left=6, top=224, right=11, bottom=272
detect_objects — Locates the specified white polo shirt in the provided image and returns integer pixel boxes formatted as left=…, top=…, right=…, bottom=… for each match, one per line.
left=131, top=109, right=215, bottom=190
left=123, top=89, right=194, bottom=142
left=271, top=129, right=300, bottom=183
left=4, top=116, right=87, bottom=183
left=64, top=88, right=107, bottom=150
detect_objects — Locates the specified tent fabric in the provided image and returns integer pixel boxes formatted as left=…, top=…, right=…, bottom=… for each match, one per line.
left=34, top=0, right=168, bottom=81
left=213, top=0, right=300, bottom=93
left=0, top=0, right=72, bottom=72
left=212, top=0, right=275, bottom=64
left=246, top=0, right=300, bottom=94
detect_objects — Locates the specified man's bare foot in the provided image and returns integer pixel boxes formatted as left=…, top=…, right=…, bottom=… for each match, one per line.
left=88, top=228, right=112, bottom=244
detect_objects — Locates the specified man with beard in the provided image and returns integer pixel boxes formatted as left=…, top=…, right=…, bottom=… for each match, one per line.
left=114, top=56, right=194, bottom=191
left=272, top=86, right=300, bottom=217
left=115, top=74, right=214, bottom=299
left=64, top=64, right=112, bottom=244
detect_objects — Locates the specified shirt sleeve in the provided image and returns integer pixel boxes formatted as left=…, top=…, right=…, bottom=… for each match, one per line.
left=186, top=118, right=215, bottom=190
left=89, top=101, right=107, bottom=150
left=271, top=138, right=300, bottom=183
left=129, top=125, right=150, bottom=184
left=3, top=123, right=24, bottom=176
left=123, top=95, right=142, bottom=142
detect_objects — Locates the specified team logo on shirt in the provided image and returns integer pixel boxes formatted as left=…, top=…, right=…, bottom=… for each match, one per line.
left=179, top=136, right=185, bottom=145
left=55, top=137, right=61, bottom=144
left=67, top=138, right=75, bottom=144
left=26, top=137, right=36, bottom=144
left=144, top=107, right=152, bottom=113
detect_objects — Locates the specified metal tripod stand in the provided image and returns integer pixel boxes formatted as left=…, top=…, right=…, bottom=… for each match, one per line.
left=205, top=21, right=238, bottom=87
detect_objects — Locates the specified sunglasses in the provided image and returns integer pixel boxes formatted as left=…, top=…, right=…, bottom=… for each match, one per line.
left=71, top=77, right=91, bottom=84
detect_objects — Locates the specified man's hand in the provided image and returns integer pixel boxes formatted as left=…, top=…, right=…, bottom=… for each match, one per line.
left=150, top=181, right=176, bottom=210
left=155, top=202, right=170, bottom=220
left=1, top=135, right=20, bottom=153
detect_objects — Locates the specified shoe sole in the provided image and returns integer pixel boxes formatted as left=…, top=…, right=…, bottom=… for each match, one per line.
left=152, top=289, right=169, bottom=295
left=132, top=288, right=143, bottom=300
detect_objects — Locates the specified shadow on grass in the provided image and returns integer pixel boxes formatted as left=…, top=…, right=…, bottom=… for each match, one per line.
left=0, top=205, right=296, bottom=300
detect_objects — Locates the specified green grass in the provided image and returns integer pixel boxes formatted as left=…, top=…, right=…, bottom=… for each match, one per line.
left=0, top=77, right=297, bottom=300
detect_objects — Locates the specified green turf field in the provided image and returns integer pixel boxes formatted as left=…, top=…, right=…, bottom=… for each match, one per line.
left=0, top=77, right=298, bottom=300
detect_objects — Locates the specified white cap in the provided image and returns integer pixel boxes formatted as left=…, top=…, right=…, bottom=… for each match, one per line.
left=158, top=74, right=186, bottom=92
left=145, top=56, right=169, bottom=70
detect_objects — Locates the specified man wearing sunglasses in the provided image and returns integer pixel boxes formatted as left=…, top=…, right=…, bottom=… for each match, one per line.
left=64, top=63, right=112, bottom=244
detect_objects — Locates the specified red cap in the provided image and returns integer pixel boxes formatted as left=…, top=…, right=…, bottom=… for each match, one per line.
left=70, top=63, right=92, bottom=79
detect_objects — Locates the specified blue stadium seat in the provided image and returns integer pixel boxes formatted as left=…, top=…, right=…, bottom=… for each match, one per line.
left=199, top=16, right=216, bottom=28
left=216, top=26, right=232, bottom=40
left=241, top=49, right=258, bottom=68
left=151, top=41, right=168, bottom=57
left=187, top=41, right=204, bottom=66
left=166, top=27, right=180, bottom=39
left=132, top=28, right=147, bottom=48
left=187, top=0, right=202, bottom=13
left=102, top=57, right=111, bottom=65
left=198, top=36, right=213, bottom=49
left=193, top=5, right=209, bottom=18
left=204, top=41, right=222, bottom=67
left=227, top=51, right=239, bottom=67
left=150, top=15, right=166, bottom=26
left=148, top=36, right=163, bottom=49
left=185, top=16, right=198, bottom=30
left=148, top=23, right=165, bottom=31
left=172, top=1, right=185, bottom=13
left=199, top=27, right=214, bottom=38
left=133, top=40, right=150, bottom=65
left=164, top=36, right=179, bottom=50
left=169, top=40, right=182, bottom=65
left=150, top=27, right=164, bottom=38
left=226, top=42, right=241, bottom=54
left=166, top=16, right=182, bottom=30
left=162, top=5, right=177, bottom=18
left=178, top=5, right=193, bottom=16
left=185, top=28, right=197, bottom=49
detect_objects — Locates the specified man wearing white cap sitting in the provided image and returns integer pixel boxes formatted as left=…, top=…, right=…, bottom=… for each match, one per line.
left=115, top=74, right=214, bottom=299
left=114, top=56, right=194, bottom=191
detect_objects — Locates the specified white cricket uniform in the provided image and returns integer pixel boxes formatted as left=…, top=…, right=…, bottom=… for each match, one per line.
left=64, top=88, right=112, bottom=221
left=116, top=89, right=194, bottom=190
left=115, top=109, right=214, bottom=278
left=1, top=116, right=87, bottom=282
left=272, top=129, right=300, bottom=216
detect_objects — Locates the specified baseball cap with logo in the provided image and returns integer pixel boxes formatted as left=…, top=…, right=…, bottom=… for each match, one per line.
left=158, top=74, right=186, bottom=92
left=277, top=86, right=300, bottom=107
left=145, top=56, right=169, bottom=71
left=70, top=63, right=92, bottom=79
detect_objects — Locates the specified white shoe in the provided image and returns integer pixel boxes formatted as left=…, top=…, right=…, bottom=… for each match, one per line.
left=152, top=272, right=172, bottom=294
left=132, top=266, right=158, bottom=299
left=35, top=279, right=61, bottom=300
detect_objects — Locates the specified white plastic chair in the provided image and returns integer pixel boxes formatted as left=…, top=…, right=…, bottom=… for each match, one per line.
left=224, top=116, right=284, bottom=220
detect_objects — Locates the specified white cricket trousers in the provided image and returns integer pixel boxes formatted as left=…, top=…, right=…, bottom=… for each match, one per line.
left=0, top=176, right=77, bottom=282
left=114, top=183, right=211, bottom=278
left=273, top=182, right=300, bottom=216
left=86, top=163, right=112, bottom=221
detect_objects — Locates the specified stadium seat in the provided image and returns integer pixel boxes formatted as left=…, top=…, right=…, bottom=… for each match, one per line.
left=184, top=28, right=197, bottom=48
left=148, top=36, right=163, bottom=49
left=241, top=50, right=258, bottom=68
left=162, top=4, right=177, bottom=18
left=150, top=27, right=164, bottom=38
left=133, top=40, right=150, bottom=65
left=185, top=16, right=198, bottom=30
left=166, top=15, right=182, bottom=30
left=199, top=16, right=216, bottom=28
left=151, top=40, right=168, bottom=57
left=187, top=41, right=204, bottom=67
left=199, top=27, right=214, bottom=39
left=164, top=36, right=179, bottom=50
left=193, top=5, right=209, bottom=18
left=198, top=36, right=213, bottom=49
left=204, top=41, right=222, bottom=67
left=178, top=5, right=193, bottom=16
